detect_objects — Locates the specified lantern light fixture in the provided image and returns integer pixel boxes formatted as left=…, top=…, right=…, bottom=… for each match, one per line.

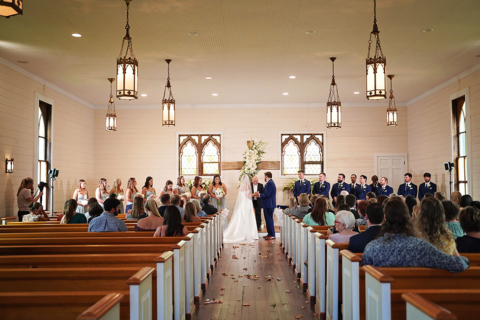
left=366, top=0, right=387, bottom=100
left=326, top=57, right=342, bottom=129
left=162, top=59, right=175, bottom=127
left=0, top=0, right=22, bottom=18
left=106, top=78, right=117, bottom=131
left=5, top=158, right=14, bottom=173
left=386, top=75, right=398, bottom=127
left=116, top=0, right=138, bottom=100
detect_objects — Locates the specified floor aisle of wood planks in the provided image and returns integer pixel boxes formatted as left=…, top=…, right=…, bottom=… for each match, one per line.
left=196, top=236, right=317, bottom=320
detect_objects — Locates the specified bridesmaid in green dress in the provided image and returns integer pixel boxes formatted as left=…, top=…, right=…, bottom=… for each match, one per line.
left=110, top=178, right=125, bottom=213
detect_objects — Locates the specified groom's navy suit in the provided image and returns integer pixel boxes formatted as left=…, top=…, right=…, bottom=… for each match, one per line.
left=260, top=179, right=277, bottom=237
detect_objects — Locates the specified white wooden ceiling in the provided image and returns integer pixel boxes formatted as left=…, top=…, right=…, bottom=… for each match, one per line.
left=0, top=0, right=479, bottom=106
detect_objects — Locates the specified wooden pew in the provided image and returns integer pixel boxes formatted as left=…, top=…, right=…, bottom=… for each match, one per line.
left=0, top=291, right=129, bottom=320
left=78, top=293, right=125, bottom=320
left=325, top=240, right=349, bottom=320
left=1, top=216, right=17, bottom=225
left=0, top=267, right=154, bottom=320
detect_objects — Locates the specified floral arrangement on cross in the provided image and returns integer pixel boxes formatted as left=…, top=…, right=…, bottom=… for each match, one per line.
left=239, top=137, right=268, bottom=185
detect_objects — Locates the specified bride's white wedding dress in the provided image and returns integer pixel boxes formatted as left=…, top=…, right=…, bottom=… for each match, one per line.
left=223, top=175, right=259, bottom=243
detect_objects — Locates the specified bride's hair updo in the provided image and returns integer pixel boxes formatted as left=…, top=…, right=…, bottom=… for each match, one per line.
left=212, top=174, right=222, bottom=186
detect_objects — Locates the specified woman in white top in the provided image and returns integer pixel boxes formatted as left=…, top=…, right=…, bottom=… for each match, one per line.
left=95, top=178, right=108, bottom=208
left=125, top=177, right=139, bottom=213
left=17, top=177, right=43, bottom=222
left=159, top=180, right=173, bottom=198
left=142, top=176, right=157, bottom=200
left=173, top=176, right=189, bottom=195
left=110, top=178, right=125, bottom=213
left=73, top=179, right=89, bottom=214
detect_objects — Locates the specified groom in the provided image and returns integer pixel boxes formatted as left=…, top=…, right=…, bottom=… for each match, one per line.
left=253, top=171, right=276, bottom=240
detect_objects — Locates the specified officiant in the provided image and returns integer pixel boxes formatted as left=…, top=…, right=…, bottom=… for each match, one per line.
left=293, top=170, right=311, bottom=203
left=251, top=176, right=264, bottom=231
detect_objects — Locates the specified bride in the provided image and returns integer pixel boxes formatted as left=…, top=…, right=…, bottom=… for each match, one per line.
left=223, top=175, right=259, bottom=243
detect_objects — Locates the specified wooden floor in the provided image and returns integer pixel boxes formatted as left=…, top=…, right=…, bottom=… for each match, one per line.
left=196, top=235, right=317, bottom=320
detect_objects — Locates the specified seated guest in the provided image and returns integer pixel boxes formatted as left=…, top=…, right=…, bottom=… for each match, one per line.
left=135, top=199, right=164, bottom=231
left=183, top=202, right=202, bottom=222
left=366, top=192, right=376, bottom=201
left=127, top=196, right=147, bottom=220
left=202, top=195, right=219, bottom=216
left=356, top=200, right=370, bottom=226
left=377, top=195, right=388, bottom=206
left=405, top=195, right=417, bottom=217
left=179, top=199, right=185, bottom=208
left=460, top=194, right=473, bottom=209
left=285, top=193, right=310, bottom=219
left=346, top=194, right=359, bottom=219
left=154, top=206, right=189, bottom=237
left=158, top=193, right=171, bottom=217
left=198, top=191, right=207, bottom=205
left=87, top=202, right=103, bottom=223
left=434, top=192, right=446, bottom=201
left=302, top=197, right=334, bottom=226
left=442, top=200, right=464, bottom=239
left=456, top=206, right=480, bottom=253
left=181, top=194, right=189, bottom=207
left=308, top=194, right=319, bottom=213
left=451, top=191, right=462, bottom=207
left=88, top=198, right=127, bottom=232
left=334, top=195, right=346, bottom=212
left=288, top=196, right=296, bottom=209
left=368, top=198, right=377, bottom=204
left=171, top=194, right=184, bottom=217
left=415, top=197, right=457, bottom=255
left=362, top=198, right=469, bottom=273
left=192, top=200, right=207, bottom=218
left=348, top=203, right=384, bottom=253
left=424, top=193, right=434, bottom=198
left=22, top=202, right=50, bottom=222
left=340, top=190, right=349, bottom=197
left=327, top=210, right=358, bottom=242
left=60, top=199, right=86, bottom=224
left=321, top=196, right=335, bottom=213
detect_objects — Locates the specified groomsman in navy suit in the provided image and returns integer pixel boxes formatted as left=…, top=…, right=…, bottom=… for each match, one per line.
left=377, top=177, right=393, bottom=196
left=349, top=174, right=359, bottom=195
left=355, top=175, right=372, bottom=201
left=293, top=170, right=311, bottom=203
left=331, top=173, right=350, bottom=206
left=369, top=175, right=381, bottom=196
left=253, top=171, right=277, bottom=240
left=418, top=172, right=437, bottom=201
left=397, top=173, right=418, bottom=198
left=312, top=173, right=330, bottom=197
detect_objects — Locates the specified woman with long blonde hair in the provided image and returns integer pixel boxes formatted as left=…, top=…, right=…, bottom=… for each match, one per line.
left=60, top=199, right=86, bottom=224
left=127, top=195, right=146, bottom=220
left=135, top=199, right=164, bottom=231
left=95, top=178, right=108, bottom=208
left=73, top=179, right=89, bottom=214
left=110, top=179, right=125, bottom=213
left=125, top=177, right=138, bottom=213
left=451, top=191, right=462, bottom=207
left=183, top=202, right=201, bottom=222
left=17, top=177, right=43, bottom=222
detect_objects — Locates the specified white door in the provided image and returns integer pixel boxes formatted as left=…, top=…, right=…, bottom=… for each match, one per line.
left=375, top=154, right=407, bottom=192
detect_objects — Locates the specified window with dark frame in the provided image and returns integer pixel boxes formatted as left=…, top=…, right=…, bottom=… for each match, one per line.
left=452, top=97, right=468, bottom=195
left=281, top=134, right=324, bottom=175
left=179, top=134, right=221, bottom=176
left=38, top=101, right=52, bottom=209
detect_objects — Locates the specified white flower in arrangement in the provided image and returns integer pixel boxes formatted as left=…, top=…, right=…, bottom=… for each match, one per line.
left=184, top=192, right=192, bottom=199
left=215, top=188, right=225, bottom=205
left=80, top=200, right=89, bottom=206
left=117, top=194, right=124, bottom=201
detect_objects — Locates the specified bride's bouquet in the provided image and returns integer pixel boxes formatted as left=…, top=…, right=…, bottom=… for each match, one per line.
left=215, top=188, right=225, bottom=205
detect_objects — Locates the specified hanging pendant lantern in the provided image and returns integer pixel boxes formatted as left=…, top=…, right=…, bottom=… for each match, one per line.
left=116, top=0, right=138, bottom=100
left=0, top=0, right=23, bottom=18
left=106, top=78, right=117, bottom=131
left=326, top=57, right=341, bottom=129
left=386, top=75, right=397, bottom=126
left=366, top=0, right=386, bottom=100
left=162, top=59, right=175, bottom=127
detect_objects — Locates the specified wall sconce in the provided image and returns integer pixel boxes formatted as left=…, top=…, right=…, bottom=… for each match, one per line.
left=5, top=158, right=14, bottom=173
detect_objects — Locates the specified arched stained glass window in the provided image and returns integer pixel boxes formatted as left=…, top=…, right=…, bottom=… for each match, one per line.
left=180, top=141, right=197, bottom=175
left=281, top=133, right=324, bottom=176
left=282, top=140, right=300, bottom=175
left=178, top=134, right=222, bottom=176
left=202, top=140, right=220, bottom=175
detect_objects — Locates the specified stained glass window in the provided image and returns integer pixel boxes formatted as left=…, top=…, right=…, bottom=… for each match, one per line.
left=179, top=134, right=221, bottom=176
left=180, top=141, right=197, bottom=175
left=282, top=140, right=300, bottom=175
left=281, top=134, right=324, bottom=176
